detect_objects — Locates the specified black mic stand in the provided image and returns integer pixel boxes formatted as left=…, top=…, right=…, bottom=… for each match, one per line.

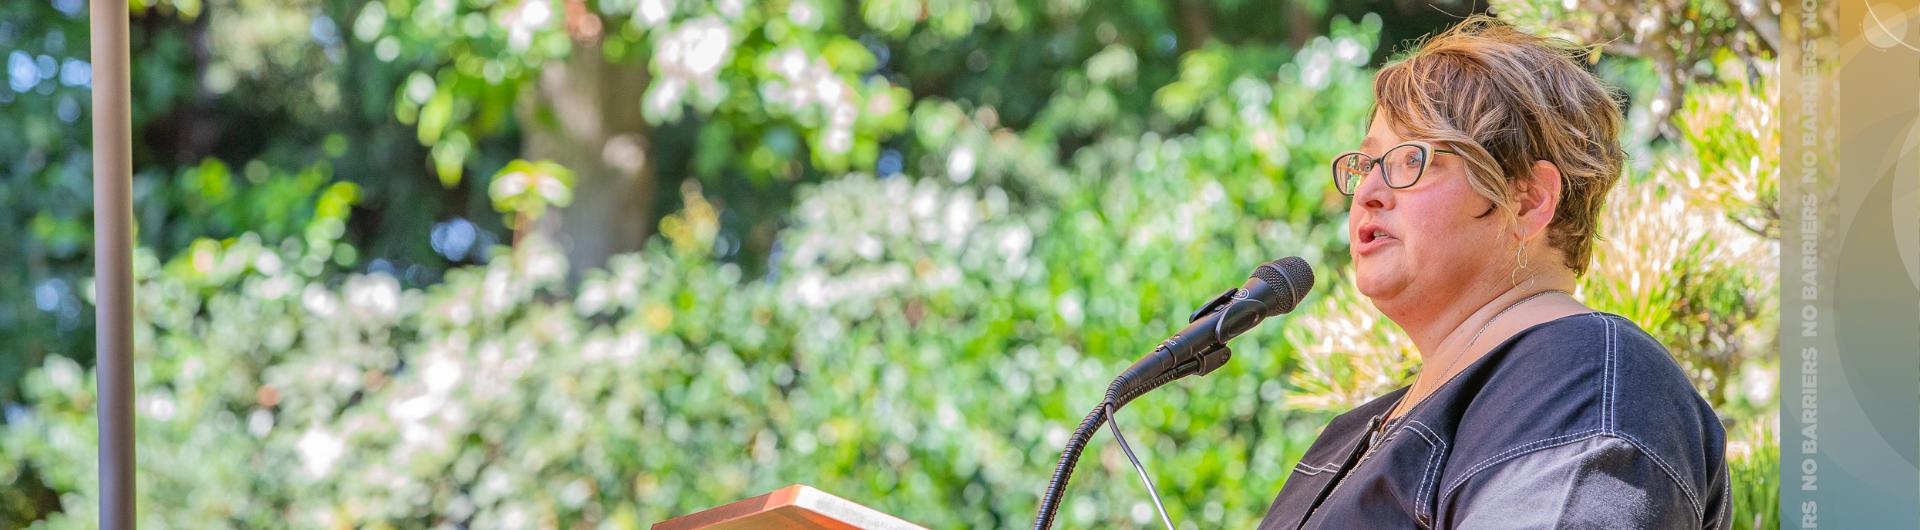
left=1030, top=287, right=1242, bottom=530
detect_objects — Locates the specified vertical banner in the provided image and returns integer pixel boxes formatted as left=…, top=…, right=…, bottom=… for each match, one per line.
left=1783, top=0, right=1920, bottom=527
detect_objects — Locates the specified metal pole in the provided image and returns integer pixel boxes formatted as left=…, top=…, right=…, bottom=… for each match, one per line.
left=91, top=0, right=135, bottom=526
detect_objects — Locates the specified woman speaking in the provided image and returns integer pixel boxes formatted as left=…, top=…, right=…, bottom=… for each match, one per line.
left=1255, top=16, right=1731, bottom=530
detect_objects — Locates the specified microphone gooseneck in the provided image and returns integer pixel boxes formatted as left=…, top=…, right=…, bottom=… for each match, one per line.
left=1031, top=257, right=1316, bottom=530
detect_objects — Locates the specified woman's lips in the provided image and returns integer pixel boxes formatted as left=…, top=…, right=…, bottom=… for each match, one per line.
left=1354, top=224, right=1397, bottom=255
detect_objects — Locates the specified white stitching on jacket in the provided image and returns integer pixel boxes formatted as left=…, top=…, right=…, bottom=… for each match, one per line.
left=1589, top=312, right=1615, bottom=434
left=1292, top=461, right=1344, bottom=476
left=1597, top=314, right=1612, bottom=433
left=1403, top=420, right=1448, bottom=529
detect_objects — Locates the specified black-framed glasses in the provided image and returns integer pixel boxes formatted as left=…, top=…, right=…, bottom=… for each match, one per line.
left=1331, top=140, right=1460, bottom=196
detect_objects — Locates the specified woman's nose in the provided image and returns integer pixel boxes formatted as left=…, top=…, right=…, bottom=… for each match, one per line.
left=1352, top=164, right=1393, bottom=210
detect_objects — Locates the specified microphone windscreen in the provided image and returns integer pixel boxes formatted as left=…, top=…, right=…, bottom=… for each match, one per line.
left=1252, top=256, right=1315, bottom=315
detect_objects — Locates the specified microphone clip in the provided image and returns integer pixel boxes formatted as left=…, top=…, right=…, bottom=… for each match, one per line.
left=1188, top=287, right=1239, bottom=323
left=1187, top=287, right=1239, bottom=377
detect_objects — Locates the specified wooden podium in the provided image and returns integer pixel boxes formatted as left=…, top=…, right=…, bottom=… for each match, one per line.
left=652, top=485, right=927, bottom=530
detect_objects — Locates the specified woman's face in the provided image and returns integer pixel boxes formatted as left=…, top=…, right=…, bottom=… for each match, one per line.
left=1346, top=109, right=1506, bottom=314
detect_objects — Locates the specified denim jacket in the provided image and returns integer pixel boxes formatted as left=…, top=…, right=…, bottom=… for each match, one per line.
left=1257, top=312, right=1732, bottom=530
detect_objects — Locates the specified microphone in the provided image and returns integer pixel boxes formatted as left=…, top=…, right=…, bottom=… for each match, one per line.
left=1032, top=256, right=1316, bottom=530
left=1108, top=256, right=1316, bottom=402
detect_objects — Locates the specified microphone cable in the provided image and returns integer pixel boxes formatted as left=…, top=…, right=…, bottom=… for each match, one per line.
left=1106, top=401, right=1176, bottom=530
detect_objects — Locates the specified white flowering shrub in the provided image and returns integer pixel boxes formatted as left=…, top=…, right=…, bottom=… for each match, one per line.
left=1281, top=277, right=1419, bottom=414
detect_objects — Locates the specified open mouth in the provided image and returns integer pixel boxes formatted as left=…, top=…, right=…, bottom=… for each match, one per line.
left=1358, top=226, right=1395, bottom=244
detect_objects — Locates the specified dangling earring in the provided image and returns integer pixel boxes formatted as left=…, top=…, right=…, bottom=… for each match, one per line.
left=1510, top=240, right=1533, bottom=288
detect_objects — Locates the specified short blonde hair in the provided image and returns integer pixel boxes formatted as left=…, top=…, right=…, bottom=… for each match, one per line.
left=1372, top=15, right=1626, bottom=276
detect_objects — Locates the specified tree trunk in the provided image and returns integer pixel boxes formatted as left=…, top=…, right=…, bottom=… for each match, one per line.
left=520, top=41, right=657, bottom=280
left=1169, top=0, right=1213, bottom=52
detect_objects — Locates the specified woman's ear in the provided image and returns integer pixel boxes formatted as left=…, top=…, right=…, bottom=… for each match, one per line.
left=1512, top=160, right=1563, bottom=240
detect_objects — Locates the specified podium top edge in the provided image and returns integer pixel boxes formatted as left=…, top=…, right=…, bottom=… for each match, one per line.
left=653, top=484, right=927, bottom=530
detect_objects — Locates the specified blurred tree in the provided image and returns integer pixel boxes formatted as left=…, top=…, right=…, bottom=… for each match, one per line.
left=1491, top=0, right=1779, bottom=142
left=366, top=0, right=916, bottom=277
left=364, top=0, right=1483, bottom=276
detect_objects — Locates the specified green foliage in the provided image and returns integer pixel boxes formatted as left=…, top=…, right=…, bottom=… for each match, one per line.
left=366, top=0, right=915, bottom=184
left=0, top=167, right=1322, bottom=528
left=1490, top=0, right=1779, bottom=147
left=0, top=0, right=1436, bottom=403
left=0, top=19, right=1384, bottom=527
left=1282, top=277, right=1418, bottom=414
left=1578, top=53, right=1779, bottom=414
left=1730, top=418, right=1780, bottom=530
left=0, top=0, right=159, bottom=403
left=489, top=159, right=576, bottom=226
left=1677, top=54, right=1779, bottom=239
left=1579, top=173, right=1773, bottom=408
left=1, top=1, right=1780, bottom=529
left=0, top=0, right=503, bottom=406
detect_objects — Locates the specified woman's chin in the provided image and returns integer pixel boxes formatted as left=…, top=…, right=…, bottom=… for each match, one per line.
left=1352, top=268, right=1405, bottom=301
